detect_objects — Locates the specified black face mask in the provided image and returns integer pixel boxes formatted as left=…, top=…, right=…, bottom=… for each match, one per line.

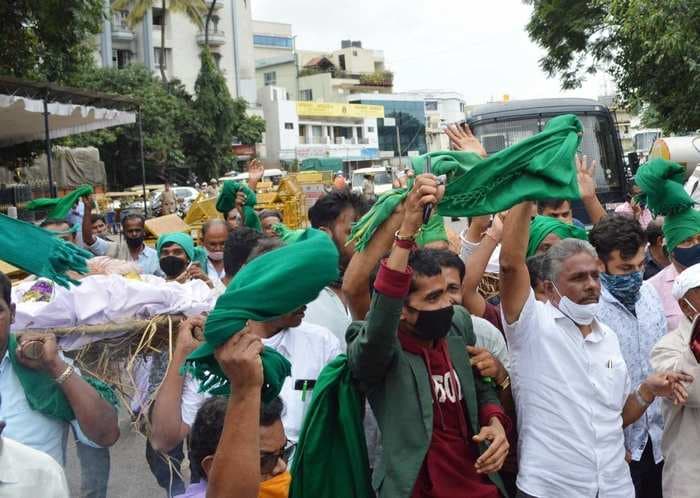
left=160, top=256, right=186, bottom=278
left=126, top=235, right=144, bottom=249
left=673, top=244, right=700, bottom=268
left=412, top=305, right=454, bottom=341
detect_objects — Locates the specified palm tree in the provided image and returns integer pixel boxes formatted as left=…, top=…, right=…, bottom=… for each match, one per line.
left=203, top=0, right=217, bottom=45
left=112, top=0, right=206, bottom=81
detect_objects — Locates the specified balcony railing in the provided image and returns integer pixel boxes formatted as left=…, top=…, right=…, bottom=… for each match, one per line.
left=196, top=30, right=226, bottom=46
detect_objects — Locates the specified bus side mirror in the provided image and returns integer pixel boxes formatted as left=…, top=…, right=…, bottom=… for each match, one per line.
left=627, top=152, right=640, bottom=174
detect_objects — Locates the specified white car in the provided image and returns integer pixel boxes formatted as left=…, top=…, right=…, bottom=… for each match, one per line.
left=351, top=167, right=394, bottom=196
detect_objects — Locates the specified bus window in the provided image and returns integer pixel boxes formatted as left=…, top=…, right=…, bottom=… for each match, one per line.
left=470, top=118, right=540, bottom=154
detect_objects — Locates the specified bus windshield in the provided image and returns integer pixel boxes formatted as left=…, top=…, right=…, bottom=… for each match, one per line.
left=469, top=114, right=620, bottom=193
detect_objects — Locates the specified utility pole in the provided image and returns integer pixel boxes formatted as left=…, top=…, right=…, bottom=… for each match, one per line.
left=395, top=115, right=402, bottom=159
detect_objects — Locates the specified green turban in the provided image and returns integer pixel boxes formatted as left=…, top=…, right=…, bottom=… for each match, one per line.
left=216, top=180, right=262, bottom=231
left=156, top=232, right=209, bottom=270
left=350, top=114, right=582, bottom=251
left=185, top=229, right=340, bottom=401
left=635, top=158, right=700, bottom=252
left=416, top=214, right=448, bottom=247
left=527, top=215, right=588, bottom=257
left=273, top=223, right=305, bottom=244
left=26, top=184, right=93, bottom=220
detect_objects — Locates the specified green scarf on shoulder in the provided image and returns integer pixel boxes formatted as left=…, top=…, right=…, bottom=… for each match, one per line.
left=290, top=355, right=373, bottom=498
left=185, top=229, right=339, bottom=402
left=350, top=114, right=582, bottom=251
left=0, top=214, right=91, bottom=288
left=7, top=334, right=117, bottom=421
left=156, top=232, right=209, bottom=270
left=216, top=180, right=262, bottom=231
left=26, top=185, right=93, bottom=220
left=527, top=215, right=588, bottom=257
left=635, top=158, right=700, bottom=252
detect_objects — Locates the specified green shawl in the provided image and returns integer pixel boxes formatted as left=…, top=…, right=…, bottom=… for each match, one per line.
left=635, top=158, right=700, bottom=251
left=290, top=355, right=373, bottom=498
left=416, top=214, right=448, bottom=247
left=527, top=215, right=588, bottom=257
left=350, top=114, right=582, bottom=251
left=216, top=180, right=262, bottom=231
left=7, top=334, right=117, bottom=421
left=26, top=185, right=93, bottom=219
left=185, top=229, right=339, bottom=402
left=0, top=214, right=91, bottom=288
left=273, top=223, right=305, bottom=244
left=155, top=232, right=209, bottom=270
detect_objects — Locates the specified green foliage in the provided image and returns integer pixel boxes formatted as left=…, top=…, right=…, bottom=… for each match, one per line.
left=65, top=65, right=196, bottom=185
left=236, top=113, right=266, bottom=145
left=526, top=0, right=700, bottom=132
left=0, top=0, right=104, bottom=83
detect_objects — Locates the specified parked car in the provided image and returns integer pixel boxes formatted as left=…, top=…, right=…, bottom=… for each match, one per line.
left=127, top=186, right=199, bottom=216
left=351, top=167, right=394, bottom=196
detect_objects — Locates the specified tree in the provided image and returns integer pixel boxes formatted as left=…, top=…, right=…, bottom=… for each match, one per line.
left=204, top=0, right=217, bottom=45
left=65, top=64, right=196, bottom=185
left=112, top=0, right=205, bottom=81
left=0, top=0, right=104, bottom=83
left=231, top=98, right=266, bottom=145
left=525, top=0, right=700, bottom=132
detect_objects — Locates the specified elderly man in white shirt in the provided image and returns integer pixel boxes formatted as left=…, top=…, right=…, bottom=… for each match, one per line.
left=499, top=202, right=691, bottom=498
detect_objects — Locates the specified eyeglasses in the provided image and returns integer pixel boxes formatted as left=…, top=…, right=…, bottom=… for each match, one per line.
left=260, top=439, right=296, bottom=474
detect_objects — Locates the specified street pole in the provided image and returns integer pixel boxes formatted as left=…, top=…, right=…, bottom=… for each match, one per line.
left=395, top=115, right=402, bottom=161
left=42, top=96, right=55, bottom=198
left=138, top=109, right=147, bottom=217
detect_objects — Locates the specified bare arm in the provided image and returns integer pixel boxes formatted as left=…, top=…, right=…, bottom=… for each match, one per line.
left=150, top=317, right=203, bottom=452
left=622, top=372, right=693, bottom=428
left=207, top=330, right=264, bottom=498
left=247, top=159, right=264, bottom=191
left=16, top=333, right=119, bottom=447
left=342, top=207, right=404, bottom=320
left=462, top=216, right=502, bottom=318
left=81, top=195, right=97, bottom=246
left=499, top=203, right=533, bottom=324
left=577, top=155, right=607, bottom=224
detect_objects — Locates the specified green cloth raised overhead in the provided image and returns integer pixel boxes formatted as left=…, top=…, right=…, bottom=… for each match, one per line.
left=527, top=215, right=588, bottom=257
left=7, top=334, right=117, bottom=422
left=185, top=229, right=340, bottom=402
left=26, top=185, right=93, bottom=220
left=156, top=232, right=209, bottom=270
left=0, top=214, right=91, bottom=288
left=273, top=223, right=305, bottom=244
left=635, top=158, right=700, bottom=251
left=416, top=214, right=448, bottom=247
left=290, top=355, right=373, bottom=498
left=216, top=180, right=262, bottom=231
left=349, top=114, right=582, bottom=251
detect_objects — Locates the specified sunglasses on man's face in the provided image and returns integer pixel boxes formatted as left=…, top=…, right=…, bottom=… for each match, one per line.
left=260, top=440, right=296, bottom=474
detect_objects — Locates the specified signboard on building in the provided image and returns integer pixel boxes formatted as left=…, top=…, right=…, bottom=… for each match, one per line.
left=296, top=101, right=384, bottom=119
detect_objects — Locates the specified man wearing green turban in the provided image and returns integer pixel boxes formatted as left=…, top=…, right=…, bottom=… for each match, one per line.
left=156, top=232, right=212, bottom=286
left=636, top=159, right=700, bottom=330
left=527, top=215, right=589, bottom=257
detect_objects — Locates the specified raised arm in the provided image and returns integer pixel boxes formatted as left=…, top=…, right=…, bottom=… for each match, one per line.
left=81, top=195, right=97, bottom=247
left=462, top=215, right=502, bottom=318
left=577, top=155, right=607, bottom=225
left=247, top=159, right=265, bottom=192
left=207, top=329, right=264, bottom=498
left=622, top=371, right=693, bottom=428
left=342, top=206, right=404, bottom=320
left=499, top=202, right=533, bottom=324
left=150, top=316, right=203, bottom=452
left=16, top=333, right=119, bottom=447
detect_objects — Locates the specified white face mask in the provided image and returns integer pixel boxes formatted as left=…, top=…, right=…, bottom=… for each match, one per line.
left=553, top=284, right=599, bottom=325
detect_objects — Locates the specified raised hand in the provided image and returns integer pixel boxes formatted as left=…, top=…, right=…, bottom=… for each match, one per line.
left=576, top=154, right=598, bottom=199
left=445, top=123, right=487, bottom=157
left=214, top=327, right=264, bottom=395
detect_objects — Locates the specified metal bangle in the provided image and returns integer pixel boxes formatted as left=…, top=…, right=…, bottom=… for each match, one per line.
left=54, top=365, right=75, bottom=385
left=499, top=375, right=511, bottom=391
left=635, top=386, right=652, bottom=408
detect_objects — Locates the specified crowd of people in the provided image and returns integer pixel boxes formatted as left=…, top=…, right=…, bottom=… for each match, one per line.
left=1, top=120, right=699, bottom=498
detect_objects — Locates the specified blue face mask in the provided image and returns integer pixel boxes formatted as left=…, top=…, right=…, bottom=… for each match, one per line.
left=600, top=271, right=643, bottom=311
left=672, top=244, right=700, bottom=269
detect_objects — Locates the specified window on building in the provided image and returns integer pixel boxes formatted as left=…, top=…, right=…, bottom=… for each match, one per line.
left=154, top=47, right=170, bottom=69
left=152, top=7, right=164, bottom=27
left=264, top=71, right=276, bottom=86
left=368, top=126, right=375, bottom=132
left=284, top=122, right=294, bottom=130
left=353, top=50, right=358, bottom=56
left=460, top=102, right=465, bottom=113
left=253, top=35, right=293, bottom=49
left=299, top=89, right=313, bottom=101
left=425, top=101, right=438, bottom=111
left=112, top=49, right=132, bottom=69
left=338, top=54, right=346, bottom=71
left=112, top=10, right=129, bottom=29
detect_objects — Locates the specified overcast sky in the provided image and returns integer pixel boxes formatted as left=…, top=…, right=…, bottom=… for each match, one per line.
left=251, top=0, right=613, bottom=104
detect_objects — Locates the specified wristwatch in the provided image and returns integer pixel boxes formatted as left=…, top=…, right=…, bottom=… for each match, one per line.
left=498, top=375, right=511, bottom=391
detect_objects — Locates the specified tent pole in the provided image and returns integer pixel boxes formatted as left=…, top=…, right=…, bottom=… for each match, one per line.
left=138, top=109, right=147, bottom=217
left=42, top=96, right=55, bottom=198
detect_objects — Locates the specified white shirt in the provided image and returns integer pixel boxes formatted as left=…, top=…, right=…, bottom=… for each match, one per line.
left=0, top=437, right=70, bottom=498
left=503, top=290, right=634, bottom=498
left=304, top=287, right=352, bottom=350
left=206, top=259, right=226, bottom=286
left=0, top=351, right=99, bottom=466
left=180, top=321, right=342, bottom=443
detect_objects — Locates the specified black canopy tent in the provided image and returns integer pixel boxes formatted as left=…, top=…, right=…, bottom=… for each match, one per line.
left=0, top=76, right=147, bottom=213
